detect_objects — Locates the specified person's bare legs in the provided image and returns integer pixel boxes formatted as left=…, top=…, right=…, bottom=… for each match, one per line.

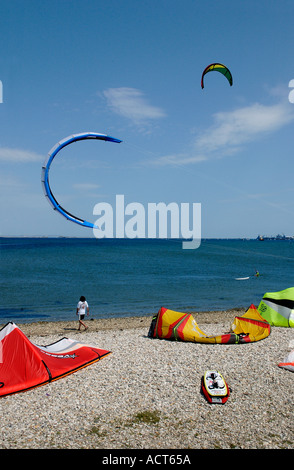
left=78, top=319, right=88, bottom=331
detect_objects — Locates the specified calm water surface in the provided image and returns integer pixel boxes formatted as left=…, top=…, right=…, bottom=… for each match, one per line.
left=1, top=237, right=294, bottom=324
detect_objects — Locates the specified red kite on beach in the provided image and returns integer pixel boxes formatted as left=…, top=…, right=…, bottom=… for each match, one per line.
left=0, top=322, right=110, bottom=397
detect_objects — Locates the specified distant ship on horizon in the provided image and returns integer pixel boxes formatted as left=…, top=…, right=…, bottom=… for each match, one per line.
left=257, top=234, right=294, bottom=241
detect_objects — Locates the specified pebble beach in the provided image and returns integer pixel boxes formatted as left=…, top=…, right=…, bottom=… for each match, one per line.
left=0, top=309, right=293, bottom=450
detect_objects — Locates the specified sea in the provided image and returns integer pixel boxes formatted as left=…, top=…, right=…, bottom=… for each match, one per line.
left=1, top=237, right=294, bottom=325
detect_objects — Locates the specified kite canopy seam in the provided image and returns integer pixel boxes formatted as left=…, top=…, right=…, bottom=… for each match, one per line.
left=41, top=132, right=122, bottom=229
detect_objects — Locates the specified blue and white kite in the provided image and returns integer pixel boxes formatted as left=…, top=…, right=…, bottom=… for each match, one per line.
left=41, top=132, right=122, bottom=228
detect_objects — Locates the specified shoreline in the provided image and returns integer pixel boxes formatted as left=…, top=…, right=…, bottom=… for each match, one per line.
left=1, top=307, right=293, bottom=449
left=1, top=308, right=245, bottom=337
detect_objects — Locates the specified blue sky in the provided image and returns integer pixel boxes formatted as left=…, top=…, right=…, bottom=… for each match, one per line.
left=1, top=0, right=294, bottom=238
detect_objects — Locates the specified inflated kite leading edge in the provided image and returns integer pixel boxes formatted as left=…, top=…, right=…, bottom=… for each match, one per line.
left=41, top=132, right=122, bottom=229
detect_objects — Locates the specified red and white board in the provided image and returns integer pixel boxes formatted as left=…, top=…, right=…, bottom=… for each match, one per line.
left=201, top=370, right=230, bottom=404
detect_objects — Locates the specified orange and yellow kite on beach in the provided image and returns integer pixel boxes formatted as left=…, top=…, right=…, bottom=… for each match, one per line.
left=148, top=305, right=270, bottom=344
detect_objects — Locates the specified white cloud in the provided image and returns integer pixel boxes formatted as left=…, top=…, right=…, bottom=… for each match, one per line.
left=73, top=183, right=100, bottom=190
left=147, top=153, right=207, bottom=167
left=148, top=99, right=294, bottom=166
left=0, top=175, right=24, bottom=188
left=195, top=102, right=294, bottom=155
left=0, top=147, right=43, bottom=163
left=103, top=87, right=166, bottom=124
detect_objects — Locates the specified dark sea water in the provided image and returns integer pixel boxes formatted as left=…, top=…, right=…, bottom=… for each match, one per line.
left=1, top=237, right=294, bottom=324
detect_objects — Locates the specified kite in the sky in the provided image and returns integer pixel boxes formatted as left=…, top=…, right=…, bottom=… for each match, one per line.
left=201, top=63, right=233, bottom=89
left=41, top=132, right=122, bottom=229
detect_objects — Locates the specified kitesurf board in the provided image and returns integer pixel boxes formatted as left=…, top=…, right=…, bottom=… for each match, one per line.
left=235, top=277, right=250, bottom=280
left=201, top=370, right=230, bottom=404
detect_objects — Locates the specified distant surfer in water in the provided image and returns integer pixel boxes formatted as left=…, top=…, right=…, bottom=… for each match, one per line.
left=255, top=270, right=260, bottom=277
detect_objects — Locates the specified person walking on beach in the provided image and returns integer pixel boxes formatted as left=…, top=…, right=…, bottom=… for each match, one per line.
left=76, top=295, right=89, bottom=331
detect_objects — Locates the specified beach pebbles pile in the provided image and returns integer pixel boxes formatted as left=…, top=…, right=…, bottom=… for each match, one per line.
left=0, top=323, right=293, bottom=449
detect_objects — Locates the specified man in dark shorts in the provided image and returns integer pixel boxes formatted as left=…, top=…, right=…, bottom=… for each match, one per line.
left=76, top=295, right=89, bottom=331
